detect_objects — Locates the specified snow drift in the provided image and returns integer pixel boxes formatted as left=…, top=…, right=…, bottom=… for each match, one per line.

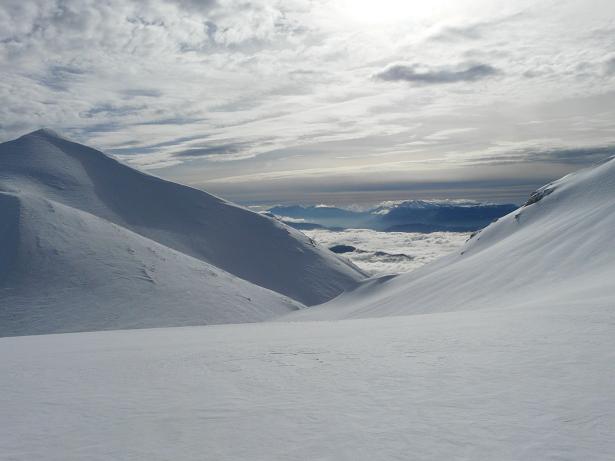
left=287, top=156, right=615, bottom=320
left=0, top=129, right=365, bottom=336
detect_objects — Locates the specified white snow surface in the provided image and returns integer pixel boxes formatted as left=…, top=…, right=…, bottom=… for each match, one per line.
left=0, top=130, right=364, bottom=308
left=0, top=130, right=366, bottom=336
left=2, top=301, right=614, bottom=460
left=286, top=156, right=615, bottom=321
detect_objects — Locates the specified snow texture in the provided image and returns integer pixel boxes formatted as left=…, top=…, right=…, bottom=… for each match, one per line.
left=1, top=302, right=614, bottom=460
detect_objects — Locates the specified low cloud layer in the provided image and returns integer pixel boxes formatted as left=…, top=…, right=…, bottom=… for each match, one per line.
left=303, top=228, right=470, bottom=275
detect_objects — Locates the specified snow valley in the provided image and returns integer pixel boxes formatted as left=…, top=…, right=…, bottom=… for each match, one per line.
left=1, top=130, right=615, bottom=460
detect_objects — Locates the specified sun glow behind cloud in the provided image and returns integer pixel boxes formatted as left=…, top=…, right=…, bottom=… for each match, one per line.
left=334, top=0, right=432, bottom=25
left=331, top=0, right=508, bottom=27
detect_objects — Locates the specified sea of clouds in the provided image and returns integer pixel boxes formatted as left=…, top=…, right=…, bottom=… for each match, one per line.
left=304, top=228, right=470, bottom=276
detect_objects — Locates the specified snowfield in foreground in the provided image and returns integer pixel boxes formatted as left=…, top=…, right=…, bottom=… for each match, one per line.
left=2, top=301, right=614, bottom=460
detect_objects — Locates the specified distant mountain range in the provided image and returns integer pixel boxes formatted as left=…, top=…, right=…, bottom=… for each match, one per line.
left=269, top=200, right=517, bottom=232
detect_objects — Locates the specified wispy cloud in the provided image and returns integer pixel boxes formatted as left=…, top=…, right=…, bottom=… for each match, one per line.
left=427, top=12, right=525, bottom=42
left=1, top=0, right=615, bottom=203
left=173, top=142, right=253, bottom=158
left=463, top=144, right=615, bottom=166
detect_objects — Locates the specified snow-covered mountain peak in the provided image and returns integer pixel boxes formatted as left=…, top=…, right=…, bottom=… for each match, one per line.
left=0, top=131, right=366, bottom=336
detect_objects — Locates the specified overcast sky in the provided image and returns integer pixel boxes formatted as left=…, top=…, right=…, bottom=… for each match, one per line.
left=2, top=0, right=615, bottom=204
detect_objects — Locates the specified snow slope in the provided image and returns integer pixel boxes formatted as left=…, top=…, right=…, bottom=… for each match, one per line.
left=0, top=129, right=365, bottom=307
left=286, top=157, right=615, bottom=320
left=2, top=301, right=614, bottom=460
left=0, top=190, right=301, bottom=337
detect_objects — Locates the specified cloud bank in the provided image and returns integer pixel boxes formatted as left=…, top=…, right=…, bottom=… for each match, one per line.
left=303, top=228, right=470, bottom=276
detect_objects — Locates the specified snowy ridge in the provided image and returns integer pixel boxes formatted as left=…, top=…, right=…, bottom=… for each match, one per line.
left=0, top=130, right=365, bottom=306
left=3, top=130, right=366, bottom=306
left=0, top=130, right=365, bottom=336
left=285, top=157, right=615, bottom=320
